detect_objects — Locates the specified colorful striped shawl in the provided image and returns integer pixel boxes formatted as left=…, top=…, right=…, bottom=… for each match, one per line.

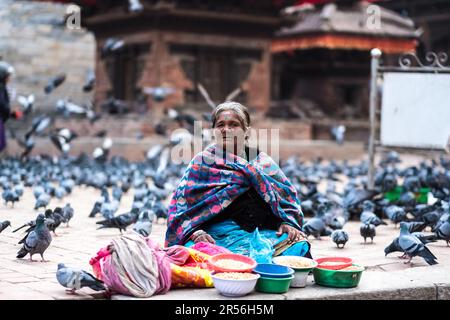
left=165, top=144, right=304, bottom=247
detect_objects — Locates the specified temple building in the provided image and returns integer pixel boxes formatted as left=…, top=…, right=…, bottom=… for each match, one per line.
left=15, top=0, right=449, bottom=141
left=61, top=0, right=298, bottom=115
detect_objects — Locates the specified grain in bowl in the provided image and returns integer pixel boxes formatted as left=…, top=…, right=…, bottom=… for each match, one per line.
left=214, top=259, right=252, bottom=270
left=275, top=257, right=314, bottom=268
left=213, top=272, right=259, bottom=280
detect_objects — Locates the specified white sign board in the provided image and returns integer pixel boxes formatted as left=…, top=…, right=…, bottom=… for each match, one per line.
left=381, top=72, right=450, bottom=149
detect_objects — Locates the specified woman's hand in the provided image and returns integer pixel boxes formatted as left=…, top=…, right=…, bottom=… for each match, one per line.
left=190, top=230, right=216, bottom=244
left=276, top=223, right=307, bottom=243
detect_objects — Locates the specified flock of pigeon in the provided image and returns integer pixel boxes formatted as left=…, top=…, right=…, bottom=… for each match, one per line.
left=1, top=145, right=449, bottom=293
left=1, top=0, right=449, bottom=291
left=0, top=139, right=188, bottom=292
left=282, top=151, right=450, bottom=265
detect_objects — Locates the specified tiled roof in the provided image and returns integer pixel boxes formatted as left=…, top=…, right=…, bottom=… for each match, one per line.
left=276, top=2, right=418, bottom=39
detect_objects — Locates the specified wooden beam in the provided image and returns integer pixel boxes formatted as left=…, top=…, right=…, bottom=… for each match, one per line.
left=271, top=34, right=418, bottom=54
left=84, top=7, right=282, bottom=27
left=414, top=13, right=450, bottom=23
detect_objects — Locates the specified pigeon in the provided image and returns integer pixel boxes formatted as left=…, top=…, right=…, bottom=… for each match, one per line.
left=86, top=107, right=101, bottom=124
left=14, top=183, right=24, bottom=197
left=376, top=170, right=397, bottom=193
left=402, top=221, right=428, bottom=233
left=132, top=210, right=154, bottom=237
left=56, top=263, right=106, bottom=294
left=96, top=208, right=140, bottom=233
left=380, top=151, right=401, bottom=166
left=329, top=216, right=346, bottom=230
left=303, top=217, right=326, bottom=239
left=33, top=185, right=45, bottom=200
left=54, top=186, right=67, bottom=199
left=433, top=212, right=450, bottom=232
left=94, top=129, right=108, bottom=138
left=397, top=191, right=417, bottom=208
left=384, top=205, right=407, bottom=227
left=34, top=193, right=51, bottom=210
left=0, top=220, right=11, bottom=233
left=61, top=178, right=76, bottom=194
left=112, top=185, right=123, bottom=202
left=17, top=94, right=35, bottom=115
left=398, top=222, right=438, bottom=265
left=93, top=138, right=113, bottom=162
left=331, top=125, right=345, bottom=145
left=16, top=214, right=52, bottom=262
left=17, top=135, right=35, bottom=158
left=384, top=233, right=437, bottom=258
left=12, top=219, right=36, bottom=233
left=411, top=203, right=434, bottom=221
left=89, top=189, right=109, bottom=218
left=25, top=115, right=51, bottom=138
left=62, top=203, right=74, bottom=227
left=434, top=214, right=450, bottom=246
left=50, top=128, right=77, bottom=154
left=128, top=0, right=144, bottom=13
left=44, top=74, right=66, bottom=94
left=14, top=211, right=56, bottom=235
left=403, top=176, right=421, bottom=193
left=343, top=188, right=377, bottom=219
left=360, top=200, right=387, bottom=226
left=82, top=70, right=95, bottom=92
left=360, top=223, right=376, bottom=243
left=100, top=199, right=119, bottom=220
left=48, top=207, right=64, bottom=236
left=56, top=99, right=87, bottom=116
left=101, top=38, right=125, bottom=58
left=331, top=229, right=349, bottom=248
left=2, top=188, right=19, bottom=207
left=100, top=97, right=129, bottom=114
left=165, top=108, right=196, bottom=128
left=299, top=199, right=314, bottom=216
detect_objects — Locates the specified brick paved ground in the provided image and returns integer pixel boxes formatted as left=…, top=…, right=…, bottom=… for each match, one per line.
left=1, top=152, right=449, bottom=300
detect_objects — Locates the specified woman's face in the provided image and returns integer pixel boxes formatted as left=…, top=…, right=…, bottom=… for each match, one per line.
left=213, top=110, right=247, bottom=152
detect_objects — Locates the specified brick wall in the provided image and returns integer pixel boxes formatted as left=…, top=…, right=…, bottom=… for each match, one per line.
left=0, top=0, right=95, bottom=112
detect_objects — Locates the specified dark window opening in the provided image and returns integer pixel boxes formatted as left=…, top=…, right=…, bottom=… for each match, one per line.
left=104, top=43, right=151, bottom=111
left=341, top=85, right=358, bottom=107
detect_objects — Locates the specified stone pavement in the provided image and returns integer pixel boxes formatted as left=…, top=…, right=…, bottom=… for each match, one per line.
left=1, top=184, right=449, bottom=300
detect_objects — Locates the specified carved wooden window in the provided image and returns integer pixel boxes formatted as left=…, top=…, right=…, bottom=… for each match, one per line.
left=104, top=43, right=150, bottom=103
left=170, top=44, right=261, bottom=107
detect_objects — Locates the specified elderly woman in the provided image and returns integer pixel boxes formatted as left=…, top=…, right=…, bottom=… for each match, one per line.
left=165, top=101, right=311, bottom=261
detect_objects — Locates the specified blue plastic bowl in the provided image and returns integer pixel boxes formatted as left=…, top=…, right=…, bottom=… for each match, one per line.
left=253, top=263, right=294, bottom=278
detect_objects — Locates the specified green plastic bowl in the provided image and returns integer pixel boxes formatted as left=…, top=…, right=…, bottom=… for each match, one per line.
left=313, top=264, right=365, bottom=288
left=255, top=275, right=294, bottom=293
left=384, top=186, right=429, bottom=204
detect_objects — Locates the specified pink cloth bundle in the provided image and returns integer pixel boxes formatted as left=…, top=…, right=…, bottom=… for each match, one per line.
left=190, top=241, right=232, bottom=256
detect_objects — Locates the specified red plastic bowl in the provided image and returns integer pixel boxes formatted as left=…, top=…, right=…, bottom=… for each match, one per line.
left=209, top=253, right=257, bottom=273
left=314, top=257, right=353, bottom=270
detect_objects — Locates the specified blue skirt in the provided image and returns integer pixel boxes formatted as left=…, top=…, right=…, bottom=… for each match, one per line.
left=185, top=219, right=311, bottom=263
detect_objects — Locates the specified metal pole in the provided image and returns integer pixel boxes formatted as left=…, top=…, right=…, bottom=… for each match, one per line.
left=368, top=48, right=382, bottom=190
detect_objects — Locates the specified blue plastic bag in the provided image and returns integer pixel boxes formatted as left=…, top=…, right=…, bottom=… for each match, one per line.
left=249, top=228, right=274, bottom=264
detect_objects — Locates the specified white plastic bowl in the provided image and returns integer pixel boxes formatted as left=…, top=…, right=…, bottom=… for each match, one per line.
left=272, top=256, right=318, bottom=288
left=211, top=273, right=260, bottom=297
